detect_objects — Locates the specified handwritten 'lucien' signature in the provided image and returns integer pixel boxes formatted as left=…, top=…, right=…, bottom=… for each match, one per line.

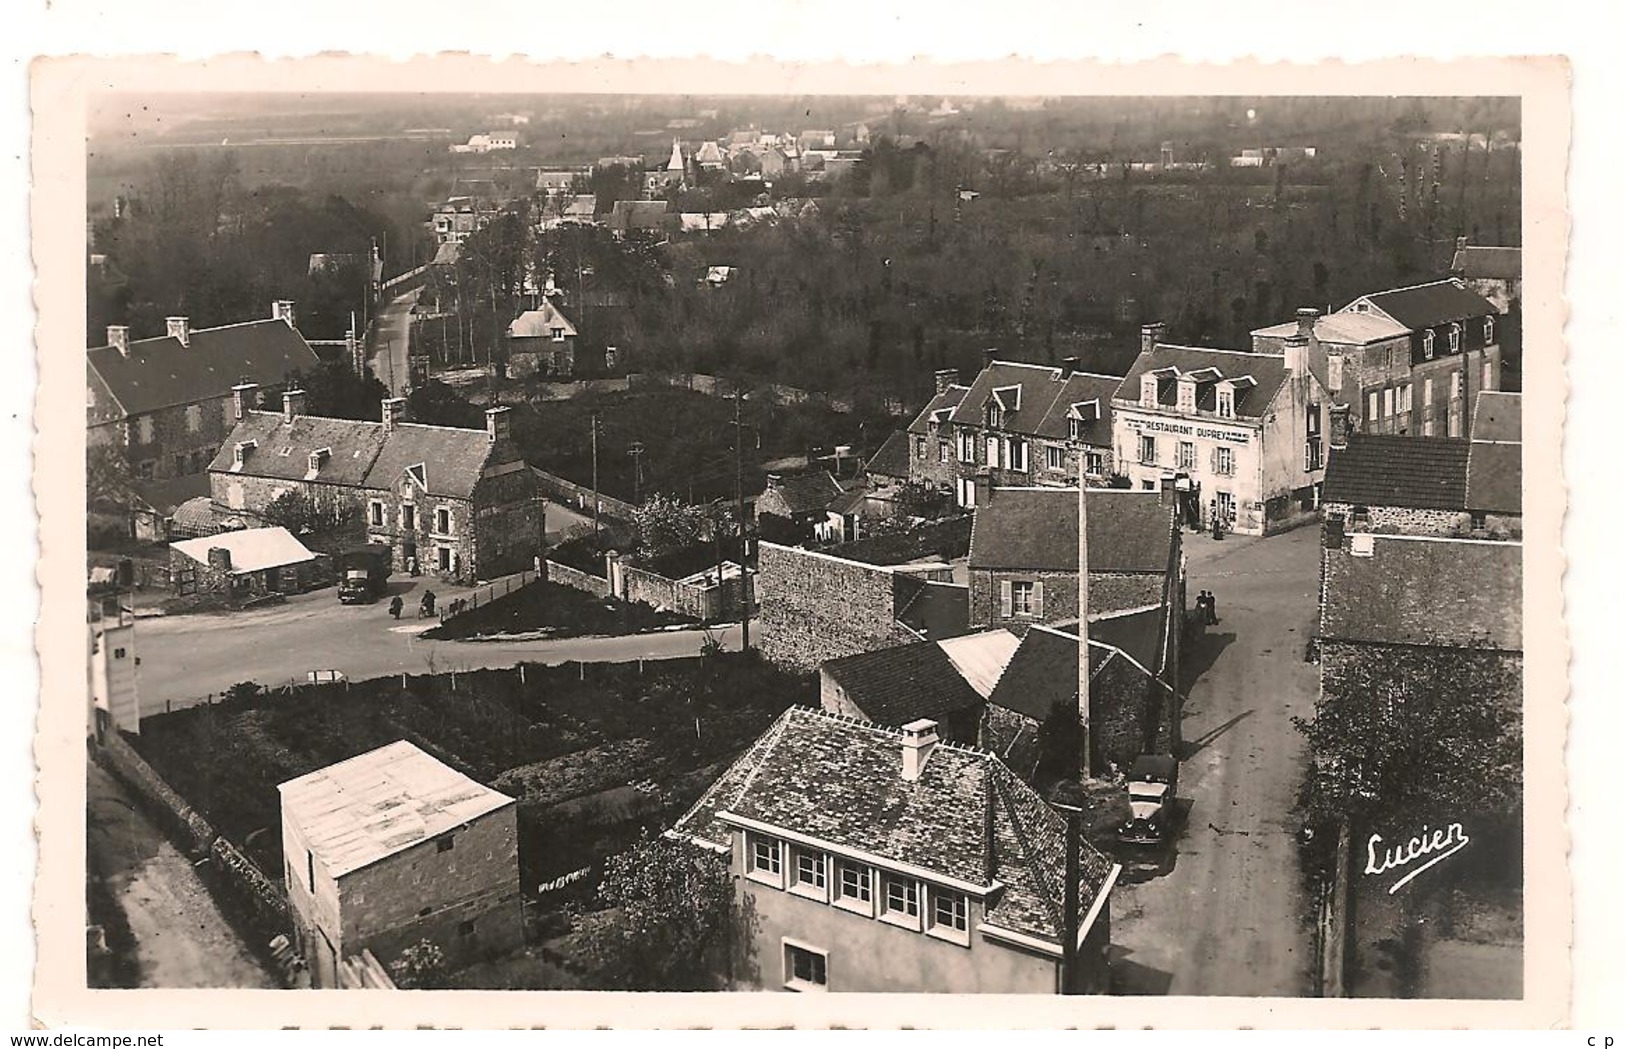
left=1363, top=822, right=1471, bottom=895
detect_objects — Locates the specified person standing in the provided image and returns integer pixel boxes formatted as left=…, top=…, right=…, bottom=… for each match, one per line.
left=1207, top=590, right=1220, bottom=625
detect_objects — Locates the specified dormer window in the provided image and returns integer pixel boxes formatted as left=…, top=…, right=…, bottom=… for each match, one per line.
left=1176, top=378, right=1196, bottom=413
left=1216, top=387, right=1235, bottom=419
left=1068, top=417, right=1082, bottom=441
left=1140, top=374, right=1159, bottom=408
left=232, top=440, right=256, bottom=467
left=552, top=327, right=565, bottom=342
left=1484, top=316, right=1495, bottom=343
left=986, top=403, right=1003, bottom=430
left=306, top=448, right=330, bottom=474
left=1422, top=330, right=1435, bottom=360
left=1449, top=323, right=1461, bottom=352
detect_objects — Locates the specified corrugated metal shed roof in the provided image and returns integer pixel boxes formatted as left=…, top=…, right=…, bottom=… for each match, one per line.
left=278, top=740, right=515, bottom=878
left=936, top=628, right=1020, bottom=699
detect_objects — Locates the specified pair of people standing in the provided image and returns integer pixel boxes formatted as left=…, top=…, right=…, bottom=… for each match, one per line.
left=1195, top=589, right=1220, bottom=626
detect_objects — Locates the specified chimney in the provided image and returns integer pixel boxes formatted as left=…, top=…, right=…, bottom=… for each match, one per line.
left=1456, top=235, right=1469, bottom=252
left=381, top=397, right=406, bottom=433
left=1324, top=512, right=1346, bottom=550
left=106, top=325, right=130, bottom=356
left=282, top=389, right=307, bottom=424
left=934, top=368, right=959, bottom=395
left=1282, top=334, right=1309, bottom=376
left=206, top=547, right=232, bottom=573
left=166, top=316, right=191, bottom=347
left=1328, top=403, right=1352, bottom=450
left=272, top=300, right=298, bottom=328
left=231, top=382, right=259, bottom=421
left=973, top=467, right=992, bottom=509
left=1295, top=306, right=1320, bottom=339
left=1060, top=356, right=1080, bottom=379
left=1077, top=459, right=1092, bottom=779
left=900, top=719, right=939, bottom=782
left=485, top=405, right=512, bottom=444
left=982, top=348, right=999, bottom=368
left=1140, top=322, right=1166, bottom=356
left=1159, top=473, right=1178, bottom=508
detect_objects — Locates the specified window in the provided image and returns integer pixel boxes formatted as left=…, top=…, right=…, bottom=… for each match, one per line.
left=134, top=416, right=154, bottom=445
left=929, top=888, right=970, bottom=943
left=1215, top=446, right=1235, bottom=477
left=1450, top=372, right=1463, bottom=400
left=986, top=404, right=1003, bottom=430
left=1176, top=380, right=1196, bottom=413
left=1177, top=441, right=1196, bottom=470
left=402, top=504, right=416, bottom=530
left=551, top=328, right=565, bottom=342
left=791, top=847, right=827, bottom=897
left=1217, top=387, right=1235, bottom=419
left=835, top=860, right=872, bottom=911
left=369, top=501, right=384, bottom=527
left=938, top=439, right=950, bottom=463
left=134, top=460, right=155, bottom=480
left=1139, top=374, right=1158, bottom=408
left=1382, top=388, right=1395, bottom=419
left=1422, top=330, right=1435, bottom=360
left=986, top=436, right=1000, bottom=468
left=1139, top=435, right=1157, bottom=465
left=1449, top=323, right=1462, bottom=352
left=1367, top=391, right=1379, bottom=422
left=1305, top=437, right=1323, bottom=472
left=112, top=647, right=126, bottom=660
left=1046, top=445, right=1066, bottom=472
left=748, top=833, right=783, bottom=882
left=1067, top=417, right=1083, bottom=441
left=436, top=834, right=454, bottom=853
left=438, top=547, right=453, bottom=572
left=784, top=943, right=828, bottom=991
left=1007, top=438, right=1028, bottom=473
left=1399, top=385, right=1413, bottom=414
left=458, top=920, right=476, bottom=937
left=914, top=435, right=926, bottom=461
left=1011, top=580, right=1036, bottom=617
left=880, top=874, right=921, bottom=928
left=1327, top=355, right=1344, bottom=392
left=185, top=403, right=203, bottom=433
left=1424, top=378, right=1435, bottom=407
left=173, top=453, right=188, bottom=475
left=436, top=507, right=452, bottom=535
left=1482, top=359, right=1493, bottom=391
left=958, top=430, right=975, bottom=463
left=1471, top=510, right=1488, bottom=531
left=306, top=849, right=315, bottom=892
left=1087, top=450, right=1106, bottom=475
left=1484, top=317, right=1495, bottom=343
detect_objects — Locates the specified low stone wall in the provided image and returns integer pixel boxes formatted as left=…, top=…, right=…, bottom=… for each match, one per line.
left=531, top=468, right=638, bottom=524
left=618, top=562, right=752, bottom=622
left=545, top=559, right=612, bottom=599
left=98, top=733, right=217, bottom=852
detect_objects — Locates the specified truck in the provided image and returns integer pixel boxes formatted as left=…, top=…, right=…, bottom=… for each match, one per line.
left=336, top=544, right=393, bottom=604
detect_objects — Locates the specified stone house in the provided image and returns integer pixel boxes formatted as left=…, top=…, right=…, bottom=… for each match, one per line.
left=1450, top=237, right=1521, bottom=314
left=1335, top=279, right=1502, bottom=439
left=670, top=706, right=1121, bottom=994
left=209, top=394, right=544, bottom=584
left=1113, top=324, right=1332, bottom=535
left=86, top=303, right=320, bottom=484
left=1252, top=308, right=1415, bottom=437
left=278, top=741, right=523, bottom=989
left=966, top=482, right=1181, bottom=636
left=168, top=526, right=324, bottom=602
left=506, top=299, right=578, bottom=378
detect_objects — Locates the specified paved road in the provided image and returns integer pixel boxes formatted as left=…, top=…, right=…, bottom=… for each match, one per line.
left=366, top=286, right=418, bottom=397
left=87, top=764, right=274, bottom=988
left=1109, top=524, right=1321, bottom=997
left=134, top=570, right=741, bottom=711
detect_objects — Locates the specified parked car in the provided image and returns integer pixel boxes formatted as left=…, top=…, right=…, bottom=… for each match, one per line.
left=1118, top=754, right=1179, bottom=845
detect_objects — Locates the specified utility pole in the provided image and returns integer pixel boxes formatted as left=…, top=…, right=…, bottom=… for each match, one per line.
left=590, top=410, right=601, bottom=541
left=734, top=389, right=750, bottom=652
left=1058, top=791, right=1083, bottom=994
left=1077, top=457, right=1092, bottom=780
left=629, top=441, right=645, bottom=505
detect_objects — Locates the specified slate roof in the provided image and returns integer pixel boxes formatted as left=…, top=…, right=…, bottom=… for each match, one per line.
left=764, top=471, right=845, bottom=516
left=948, top=362, right=1069, bottom=434
left=1032, top=372, right=1121, bottom=445
left=1472, top=391, right=1522, bottom=444
left=508, top=301, right=578, bottom=339
left=865, top=429, right=913, bottom=479
left=610, top=199, right=671, bottom=231
left=894, top=578, right=971, bottom=640
left=906, top=384, right=971, bottom=435
left=171, top=526, right=316, bottom=574
left=1452, top=245, right=1521, bottom=283
left=987, top=613, right=1166, bottom=723
left=1349, top=279, right=1497, bottom=330
left=821, top=641, right=986, bottom=725
left=1321, top=434, right=1471, bottom=511
left=1466, top=443, right=1521, bottom=515
left=1252, top=312, right=1408, bottom=346
left=210, top=410, right=500, bottom=501
left=87, top=318, right=321, bottom=418
left=1320, top=536, right=1522, bottom=651
left=130, top=473, right=211, bottom=516
left=1118, top=344, right=1297, bottom=419
left=278, top=740, right=515, bottom=879
left=968, top=488, right=1174, bottom=574
left=671, top=706, right=1116, bottom=945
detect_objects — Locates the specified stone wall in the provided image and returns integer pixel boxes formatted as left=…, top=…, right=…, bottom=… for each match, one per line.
left=530, top=467, right=639, bottom=524
left=825, top=516, right=972, bottom=566
left=617, top=561, right=751, bottom=622
left=1319, top=640, right=1523, bottom=716
left=756, top=543, right=914, bottom=671
left=968, top=569, right=1164, bottom=632
left=545, top=559, right=612, bottom=598
left=1323, top=501, right=1520, bottom=541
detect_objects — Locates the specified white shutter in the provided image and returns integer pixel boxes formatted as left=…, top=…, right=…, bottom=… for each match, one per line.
left=1032, top=580, right=1045, bottom=619
left=999, top=580, right=1013, bottom=618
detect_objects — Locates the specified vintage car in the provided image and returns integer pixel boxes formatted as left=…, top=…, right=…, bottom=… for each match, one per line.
left=1118, top=754, right=1180, bottom=845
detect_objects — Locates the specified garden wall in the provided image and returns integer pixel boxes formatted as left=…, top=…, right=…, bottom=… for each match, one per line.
left=531, top=467, right=639, bottom=524
left=545, top=559, right=612, bottom=598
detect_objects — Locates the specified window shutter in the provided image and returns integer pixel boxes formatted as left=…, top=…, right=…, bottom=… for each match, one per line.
left=999, top=580, right=1013, bottom=618
left=1032, top=580, right=1045, bottom=618
left=1210, top=446, right=1219, bottom=473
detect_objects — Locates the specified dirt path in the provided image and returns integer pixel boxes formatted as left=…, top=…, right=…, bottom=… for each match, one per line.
left=87, top=763, right=275, bottom=989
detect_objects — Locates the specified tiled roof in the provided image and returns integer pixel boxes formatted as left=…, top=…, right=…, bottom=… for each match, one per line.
left=948, top=362, right=1068, bottom=435
left=279, top=740, right=515, bottom=879
left=821, top=641, right=985, bottom=726
left=865, top=429, right=913, bottom=479
left=1472, top=391, right=1522, bottom=444
left=765, top=471, right=845, bottom=516
left=87, top=318, right=321, bottom=418
left=130, top=473, right=211, bottom=516
left=1466, top=443, right=1521, bottom=515
left=1032, top=372, right=1121, bottom=445
left=171, top=526, right=316, bottom=574
left=968, top=488, right=1174, bottom=574
left=906, top=384, right=970, bottom=435
left=610, top=199, right=671, bottom=230
left=1321, top=434, right=1471, bottom=511
left=1452, top=245, right=1521, bottom=283
left=671, top=706, right=1115, bottom=945
left=1321, top=536, right=1522, bottom=651
left=1349, top=279, right=1496, bottom=330
left=986, top=613, right=1165, bottom=722
left=894, top=578, right=971, bottom=641
left=210, top=410, right=500, bottom=501
left=1251, top=312, right=1408, bottom=345
left=1117, top=344, right=1295, bottom=418
left=508, top=301, right=577, bottom=339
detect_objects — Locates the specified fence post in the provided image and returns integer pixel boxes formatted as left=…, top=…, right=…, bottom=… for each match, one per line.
left=519, top=664, right=526, bottom=686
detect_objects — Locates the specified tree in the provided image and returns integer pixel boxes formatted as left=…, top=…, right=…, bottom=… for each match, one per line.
left=87, top=446, right=139, bottom=511
left=389, top=939, right=451, bottom=989
left=571, top=831, right=739, bottom=990
left=629, top=493, right=708, bottom=563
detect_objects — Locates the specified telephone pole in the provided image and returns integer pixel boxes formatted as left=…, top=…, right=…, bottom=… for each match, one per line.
left=1077, top=456, right=1092, bottom=780
left=734, top=390, right=750, bottom=652
left=629, top=441, right=645, bottom=505
left=590, top=410, right=601, bottom=541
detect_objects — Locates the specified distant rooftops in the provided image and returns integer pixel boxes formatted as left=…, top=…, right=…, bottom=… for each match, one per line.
left=1340, top=278, right=1498, bottom=331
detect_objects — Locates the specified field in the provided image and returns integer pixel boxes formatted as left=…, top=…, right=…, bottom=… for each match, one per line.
left=131, top=655, right=814, bottom=894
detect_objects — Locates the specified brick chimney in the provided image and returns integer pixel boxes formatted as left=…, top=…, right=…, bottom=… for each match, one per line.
left=272, top=300, right=298, bottom=328
left=166, top=316, right=191, bottom=347
left=934, top=368, right=959, bottom=395
left=1060, top=356, right=1080, bottom=379
left=231, top=382, right=259, bottom=421
left=485, top=405, right=512, bottom=444
left=207, top=547, right=232, bottom=573
left=381, top=397, right=406, bottom=433
left=1456, top=235, right=1469, bottom=252
left=1140, top=322, right=1166, bottom=356
left=1296, top=306, right=1320, bottom=339
left=973, top=467, right=993, bottom=509
left=282, top=389, right=307, bottom=424
left=1282, top=334, right=1310, bottom=376
left=1328, top=402, right=1352, bottom=450
left=107, top=325, right=130, bottom=356
left=900, top=719, right=939, bottom=782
